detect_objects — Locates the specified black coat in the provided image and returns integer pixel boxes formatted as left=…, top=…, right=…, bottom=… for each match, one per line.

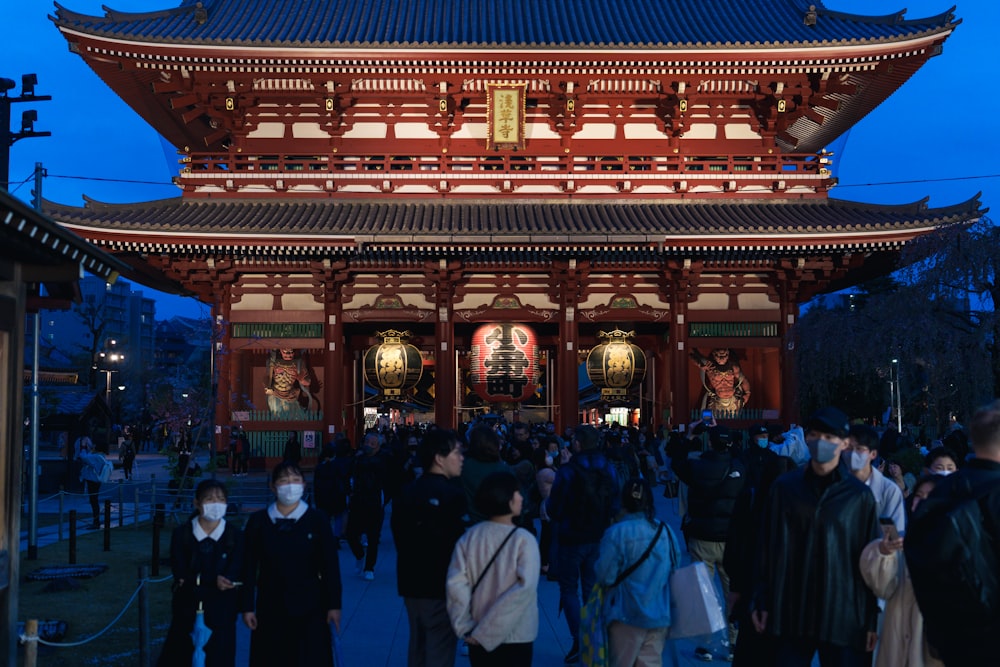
left=390, top=472, right=468, bottom=599
left=671, top=449, right=746, bottom=541
left=240, top=507, right=342, bottom=666
left=313, top=457, right=350, bottom=516
left=754, top=463, right=879, bottom=651
left=158, top=520, right=243, bottom=667
left=906, top=458, right=1000, bottom=665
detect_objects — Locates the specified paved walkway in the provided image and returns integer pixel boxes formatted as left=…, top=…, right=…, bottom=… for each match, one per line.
left=21, top=452, right=732, bottom=666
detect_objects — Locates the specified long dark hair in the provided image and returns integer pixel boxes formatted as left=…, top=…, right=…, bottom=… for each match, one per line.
left=621, top=477, right=655, bottom=523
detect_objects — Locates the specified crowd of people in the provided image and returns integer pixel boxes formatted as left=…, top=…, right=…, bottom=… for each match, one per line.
left=154, top=401, right=1000, bottom=667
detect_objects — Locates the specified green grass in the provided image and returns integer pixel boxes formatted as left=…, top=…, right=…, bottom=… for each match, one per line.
left=17, top=521, right=177, bottom=666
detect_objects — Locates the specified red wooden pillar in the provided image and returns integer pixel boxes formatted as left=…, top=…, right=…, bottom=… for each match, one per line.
left=670, top=277, right=691, bottom=426
left=324, top=295, right=345, bottom=437
left=653, top=344, right=671, bottom=429
left=779, top=278, right=801, bottom=425
left=435, top=303, right=457, bottom=429
left=213, top=285, right=232, bottom=457
left=557, top=305, right=579, bottom=432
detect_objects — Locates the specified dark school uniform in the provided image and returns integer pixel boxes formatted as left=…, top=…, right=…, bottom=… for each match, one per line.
left=240, top=505, right=343, bottom=666
left=158, top=519, right=243, bottom=667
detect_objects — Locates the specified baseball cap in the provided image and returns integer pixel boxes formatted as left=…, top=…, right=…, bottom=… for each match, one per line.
left=804, top=407, right=850, bottom=439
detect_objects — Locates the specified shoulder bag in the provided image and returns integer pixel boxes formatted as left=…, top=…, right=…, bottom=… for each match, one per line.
left=664, top=524, right=726, bottom=639
left=581, top=521, right=665, bottom=667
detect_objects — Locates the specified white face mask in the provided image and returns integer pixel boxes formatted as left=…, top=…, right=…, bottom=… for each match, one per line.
left=200, top=502, right=227, bottom=522
left=849, top=451, right=870, bottom=472
left=933, top=469, right=954, bottom=477
left=276, top=482, right=304, bottom=506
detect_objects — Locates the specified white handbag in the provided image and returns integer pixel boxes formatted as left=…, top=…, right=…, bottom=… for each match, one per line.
left=664, top=532, right=727, bottom=639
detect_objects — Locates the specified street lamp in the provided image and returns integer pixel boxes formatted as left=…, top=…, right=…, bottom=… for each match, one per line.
left=97, top=339, right=125, bottom=427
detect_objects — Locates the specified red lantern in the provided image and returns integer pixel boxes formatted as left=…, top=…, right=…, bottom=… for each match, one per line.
left=363, top=330, right=423, bottom=397
left=586, top=329, right=646, bottom=399
left=469, top=323, right=539, bottom=403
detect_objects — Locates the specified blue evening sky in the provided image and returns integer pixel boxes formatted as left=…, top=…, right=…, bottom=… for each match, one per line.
left=3, top=0, right=998, bottom=319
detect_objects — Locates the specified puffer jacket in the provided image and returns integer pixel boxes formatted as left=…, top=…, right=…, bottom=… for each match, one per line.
left=594, top=513, right=682, bottom=629
left=671, top=449, right=746, bottom=541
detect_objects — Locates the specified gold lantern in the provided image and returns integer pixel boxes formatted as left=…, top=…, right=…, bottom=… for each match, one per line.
left=586, top=329, right=646, bottom=399
left=363, top=330, right=423, bottom=397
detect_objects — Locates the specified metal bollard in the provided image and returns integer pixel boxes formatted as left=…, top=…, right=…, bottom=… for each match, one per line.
left=68, top=510, right=77, bottom=564
left=138, top=565, right=151, bottom=667
left=134, top=485, right=140, bottom=530
left=118, top=479, right=125, bottom=528
left=104, top=500, right=112, bottom=551
left=151, top=504, right=165, bottom=576
left=58, top=486, right=65, bottom=542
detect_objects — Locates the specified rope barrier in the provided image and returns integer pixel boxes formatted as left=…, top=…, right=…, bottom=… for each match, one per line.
left=21, top=574, right=172, bottom=648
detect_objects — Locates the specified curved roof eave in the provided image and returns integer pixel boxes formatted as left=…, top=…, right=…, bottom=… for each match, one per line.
left=43, top=195, right=985, bottom=253
left=50, top=0, right=959, bottom=53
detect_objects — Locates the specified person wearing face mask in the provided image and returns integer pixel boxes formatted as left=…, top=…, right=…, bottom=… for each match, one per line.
left=922, top=447, right=959, bottom=477
left=751, top=406, right=880, bottom=667
left=158, top=479, right=243, bottom=667
left=847, top=425, right=905, bottom=534
left=740, top=424, right=779, bottom=490
left=240, top=462, right=342, bottom=666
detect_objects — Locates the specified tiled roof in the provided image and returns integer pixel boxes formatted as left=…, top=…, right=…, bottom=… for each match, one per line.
left=38, top=386, right=99, bottom=417
left=47, top=196, right=984, bottom=250
left=52, top=0, right=958, bottom=50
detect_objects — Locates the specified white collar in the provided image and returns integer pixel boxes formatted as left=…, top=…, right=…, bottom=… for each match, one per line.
left=267, top=501, right=307, bottom=523
left=192, top=517, right=226, bottom=542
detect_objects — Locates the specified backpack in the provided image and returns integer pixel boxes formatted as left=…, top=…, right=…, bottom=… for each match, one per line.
left=97, top=457, right=114, bottom=483
left=905, top=474, right=1000, bottom=654
left=566, top=458, right=617, bottom=540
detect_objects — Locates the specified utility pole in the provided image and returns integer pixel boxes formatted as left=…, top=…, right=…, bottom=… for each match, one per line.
left=27, top=162, right=45, bottom=560
left=1, top=73, right=51, bottom=191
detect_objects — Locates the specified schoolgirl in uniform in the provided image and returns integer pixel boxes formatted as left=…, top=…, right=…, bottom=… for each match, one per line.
left=158, top=479, right=242, bottom=667
left=240, top=461, right=343, bottom=666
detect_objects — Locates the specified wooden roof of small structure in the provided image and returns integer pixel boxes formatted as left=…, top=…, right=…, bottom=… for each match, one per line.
left=2, top=189, right=128, bottom=305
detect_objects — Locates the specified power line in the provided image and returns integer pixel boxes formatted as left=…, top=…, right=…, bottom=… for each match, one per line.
left=8, top=171, right=35, bottom=194
left=48, top=173, right=176, bottom=186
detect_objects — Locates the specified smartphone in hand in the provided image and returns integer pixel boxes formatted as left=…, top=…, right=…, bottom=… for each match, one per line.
left=879, top=516, right=900, bottom=542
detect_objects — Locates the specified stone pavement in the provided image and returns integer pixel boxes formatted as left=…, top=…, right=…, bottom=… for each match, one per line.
left=296, top=491, right=722, bottom=667
left=21, top=452, right=736, bottom=666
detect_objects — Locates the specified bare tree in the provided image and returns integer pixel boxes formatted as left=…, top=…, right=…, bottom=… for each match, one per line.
left=796, top=214, right=998, bottom=436
left=74, top=292, right=110, bottom=390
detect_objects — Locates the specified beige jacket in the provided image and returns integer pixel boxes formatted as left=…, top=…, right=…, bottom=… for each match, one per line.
left=446, top=521, right=540, bottom=652
left=859, top=539, right=944, bottom=667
